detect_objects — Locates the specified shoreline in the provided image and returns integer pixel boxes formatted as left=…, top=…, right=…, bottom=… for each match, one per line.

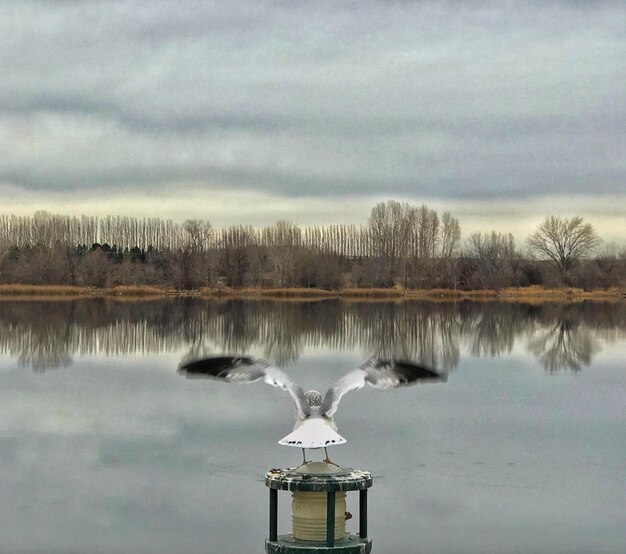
left=0, top=284, right=623, bottom=302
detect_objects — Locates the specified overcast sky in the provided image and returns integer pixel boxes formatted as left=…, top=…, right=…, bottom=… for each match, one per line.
left=1, top=1, right=624, bottom=244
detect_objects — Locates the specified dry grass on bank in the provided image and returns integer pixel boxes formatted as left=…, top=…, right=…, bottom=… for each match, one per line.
left=0, top=284, right=91, bottom=296
left=0, top=284, right=171, bottom=300
left=0, top=284, right=623, bottom=302
left=494, top=285, right=624, bottom=301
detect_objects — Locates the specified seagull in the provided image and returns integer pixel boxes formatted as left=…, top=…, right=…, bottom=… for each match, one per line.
left=178, top=356, right=445, bottom=465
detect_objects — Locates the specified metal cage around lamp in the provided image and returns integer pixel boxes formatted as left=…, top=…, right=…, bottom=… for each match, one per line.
left=265, top=462, right=373, bottom=554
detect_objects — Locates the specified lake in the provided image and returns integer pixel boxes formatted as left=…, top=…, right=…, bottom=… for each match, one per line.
left=1, top=299, right=624, bottom=554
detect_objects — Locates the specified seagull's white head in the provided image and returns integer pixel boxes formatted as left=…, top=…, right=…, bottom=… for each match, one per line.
left=304, top=389, right=323, bottom=407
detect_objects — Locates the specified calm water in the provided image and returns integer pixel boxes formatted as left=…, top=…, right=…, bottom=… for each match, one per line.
left=1, top=299, right=625, bottom=554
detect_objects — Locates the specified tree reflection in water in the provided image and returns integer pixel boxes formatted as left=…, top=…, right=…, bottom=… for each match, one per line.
left=527, top=304, right=605, bottom=372
left=0, top=299, right=624, bottom=372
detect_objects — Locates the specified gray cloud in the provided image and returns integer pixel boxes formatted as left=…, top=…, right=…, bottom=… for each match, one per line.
left=1, top=0, right=625, bottom=208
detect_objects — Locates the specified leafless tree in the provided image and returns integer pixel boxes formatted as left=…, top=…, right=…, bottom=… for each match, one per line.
left=438, top=212, right=462, bottom=288
left=78, top=247, right=110, bottom=288
left=466, top=231, right=516, bottom=290
left=266, top=220, right=301, bottom=286
left=183, top=219, right=214, bottom=251
left=218, top=225, right=255, bottom=287
left=368, top=201, right=413, bottom=286
left=440, top=212, right=461, bottom=258
left=406, top=205, right=440, bottom=288
left=527, top=216, right=601, bottom=275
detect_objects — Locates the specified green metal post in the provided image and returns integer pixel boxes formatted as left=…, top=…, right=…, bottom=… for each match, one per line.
left=326, top=491, right=335, bottom=547
left=269, top=488, right=278, bottom=542
left=359, top=489, right=368, bottom=539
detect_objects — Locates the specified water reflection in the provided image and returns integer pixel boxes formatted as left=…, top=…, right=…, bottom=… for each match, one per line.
left=0, top=299, right=624, bottom=372
left=527, top=305, right=605, bottom=372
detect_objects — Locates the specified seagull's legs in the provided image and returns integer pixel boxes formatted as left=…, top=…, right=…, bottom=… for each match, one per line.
left=323, top=447, right=335, bottom=465
left=301, top=448, right=309, bottom=465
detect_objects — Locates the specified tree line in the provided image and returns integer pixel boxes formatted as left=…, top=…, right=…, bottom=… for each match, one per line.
left=0, top=203, right=623, bottom=290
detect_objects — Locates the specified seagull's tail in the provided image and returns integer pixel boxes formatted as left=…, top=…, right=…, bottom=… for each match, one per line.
left=278, top=418, right=347, bottom=449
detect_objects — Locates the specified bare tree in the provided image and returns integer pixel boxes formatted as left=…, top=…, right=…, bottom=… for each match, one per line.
left=440, top=212, right=461, bottom=258
left=166, top=219, right=215, bottom=289
left=218, top=225, right=254, bottom=287
left=0, top=238, right=9, bottom=282
left=266, top=220, right=301, bottom=286
left=438, top=212, right=462, bottom=288
left=527, top=216, right=601, bottom=275
left=78, top=247, right=110, bottom=288
left=183, top=219, right=213, bottom=251
left=466, top=231, right=516, bottom=290
left=406, top=205, right=440, bottom=288
left=368, top=201, right=413, bottom=286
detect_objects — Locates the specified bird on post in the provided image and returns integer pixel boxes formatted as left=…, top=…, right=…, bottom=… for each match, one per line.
left=178, top=356, right=445, bottom=465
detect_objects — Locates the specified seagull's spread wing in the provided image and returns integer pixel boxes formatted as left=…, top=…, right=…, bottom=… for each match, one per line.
left=321, top=359, right=444, bottom=418
left=178, top=356, right=310, bottom=419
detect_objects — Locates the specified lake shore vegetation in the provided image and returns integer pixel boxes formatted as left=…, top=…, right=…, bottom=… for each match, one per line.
left=0, top=284, right=623, bottom=302
left=0, top=203, right=624, bottom=298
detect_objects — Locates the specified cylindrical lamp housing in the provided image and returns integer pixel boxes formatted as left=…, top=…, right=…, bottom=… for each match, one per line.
left=292, top=490, right=346, bottom=541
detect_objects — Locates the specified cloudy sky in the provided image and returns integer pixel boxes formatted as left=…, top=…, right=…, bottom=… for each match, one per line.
left=1, top=1, right=624, bottom=244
